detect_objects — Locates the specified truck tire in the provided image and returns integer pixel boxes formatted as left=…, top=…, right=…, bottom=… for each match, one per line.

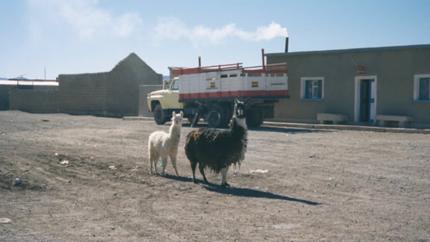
left=153, top=104, right=167, bottom=125
left=207, top=104, right=229, bottom=128
left=246, top=108, right=264, bottom=128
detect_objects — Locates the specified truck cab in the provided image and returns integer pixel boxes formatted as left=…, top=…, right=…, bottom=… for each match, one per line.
left=147, top=77, right=184, bottom=124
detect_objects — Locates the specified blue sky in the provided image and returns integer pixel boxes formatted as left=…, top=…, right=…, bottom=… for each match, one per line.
left=1, top=0, right=430, bottom=79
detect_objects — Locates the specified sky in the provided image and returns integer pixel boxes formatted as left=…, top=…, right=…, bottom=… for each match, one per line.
left=1, top=0, right=430, bottom=79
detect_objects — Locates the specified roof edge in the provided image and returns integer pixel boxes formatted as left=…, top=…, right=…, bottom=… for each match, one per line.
left=265, top=44, right=430, bottom=57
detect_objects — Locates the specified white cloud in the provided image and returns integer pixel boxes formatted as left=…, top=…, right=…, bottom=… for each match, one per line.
left=27, top=0, right=143, bottom=39
left=154, top=18, right=288, bottom=44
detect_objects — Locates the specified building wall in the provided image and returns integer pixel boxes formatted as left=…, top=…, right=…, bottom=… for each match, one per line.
left=2, top=54, right=162, bottom=116
left=9, top=87, right=59, bottom=113
left=0, top=86, right=12, bottom=110
left=58, top=72, right=109, bottom=115
left=106, top=53, right=162, bottom=116
left=56, top=53, right=162, bottom=117
left=267, top=46, right=430, bottom=127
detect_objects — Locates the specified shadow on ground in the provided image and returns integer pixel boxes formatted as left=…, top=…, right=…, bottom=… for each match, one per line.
left=254, top=126, right=331, bottom=134
left=181, top=122, right=329, bottom=134
left=163, top=174, right=320, bottom=205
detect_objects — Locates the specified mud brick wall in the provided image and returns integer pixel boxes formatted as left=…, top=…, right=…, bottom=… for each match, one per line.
left=9, top=87, right=59, bottom=113
left=57, top=72, right=109, bottom=116
left=0, top=86, right=12, bottom=110
left=57, top=53, right=162, bottom=117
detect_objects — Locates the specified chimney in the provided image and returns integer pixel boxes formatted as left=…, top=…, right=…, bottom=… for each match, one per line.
left=198, top=56, right=201, bottom=68
left=261, top=48, right=265, bottom=69
left=284, top=37, right=289, bottom=53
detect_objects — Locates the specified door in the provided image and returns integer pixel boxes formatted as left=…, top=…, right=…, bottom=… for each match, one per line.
left=359, top=79, right=371, bottom=122
left=354, top=76, right=377, bottom=123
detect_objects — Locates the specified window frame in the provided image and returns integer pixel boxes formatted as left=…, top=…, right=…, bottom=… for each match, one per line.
left=413, top=74, right=430, bottom=102
left=300, top=77, right=325, bottom=101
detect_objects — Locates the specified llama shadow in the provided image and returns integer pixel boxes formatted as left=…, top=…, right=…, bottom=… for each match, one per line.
left=203, top=185, right=320, bottom=205
left=163, top=174, right=320, bottom=206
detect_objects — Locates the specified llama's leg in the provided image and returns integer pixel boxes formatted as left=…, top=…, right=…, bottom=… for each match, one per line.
left=149, top=154, right=153, bottom=175
left=233, top=163, right=241, bottom=175
left=198, top=163, right=208, bottom=184
left=220, top=166, right=230, bottom=187
left=160, top=156, right=168, bottom=176
left=149, top=150, right=158, bottom=175
left=149, top=157, right=154, bottom=175
left=153, top=153, right=160, bottom=175
left=170, top=154, right=179, bottom=176
left=148, top=145, right=154, bottom=174
left=190, top=161, right=197, bottom=183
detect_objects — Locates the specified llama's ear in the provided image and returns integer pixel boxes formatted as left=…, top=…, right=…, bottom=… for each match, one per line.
left=172, top=111, right=175, bottom=117
left=180, top=111, right=183, bottom=117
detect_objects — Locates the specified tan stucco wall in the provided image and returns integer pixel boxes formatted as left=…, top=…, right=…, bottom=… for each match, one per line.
left=267, top=46, right=430, bottom=127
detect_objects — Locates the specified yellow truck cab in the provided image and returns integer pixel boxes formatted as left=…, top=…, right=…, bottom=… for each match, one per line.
left=147, top=77, right=183, bottom=124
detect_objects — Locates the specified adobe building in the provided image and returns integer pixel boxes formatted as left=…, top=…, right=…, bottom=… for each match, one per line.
left=1, top=53, right=162, bottom=117
left=57, top=53, right=162, bottom=117
left=0, top=79, right=59, bottom=113
left=266, top=43, right=430, bottom=128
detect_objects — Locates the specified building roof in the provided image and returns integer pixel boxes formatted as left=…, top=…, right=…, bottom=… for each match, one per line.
left=0, top=80, right=58, bottom=86
left=265, top=44, right=430, bottom=57
left=58, top=52, right=160, bottom=77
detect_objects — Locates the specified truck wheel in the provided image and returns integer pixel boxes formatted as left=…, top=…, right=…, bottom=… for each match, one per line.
left=246, top=108, right=264, bottom=128
left=207, top=104, right=228, bottom=128
left=153, top=104, right=167, bottom=125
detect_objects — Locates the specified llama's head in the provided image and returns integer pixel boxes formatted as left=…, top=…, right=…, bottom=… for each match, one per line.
left=171, top=111, right=183, bottom=126
left=233, top=99, right=246, bottom=119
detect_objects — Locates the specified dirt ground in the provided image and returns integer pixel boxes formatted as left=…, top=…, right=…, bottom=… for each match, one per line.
left=0, top=111, right=429, bottom=241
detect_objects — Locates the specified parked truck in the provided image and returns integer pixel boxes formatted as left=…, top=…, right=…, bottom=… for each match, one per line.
left=147, top=55, right=288, bottom=128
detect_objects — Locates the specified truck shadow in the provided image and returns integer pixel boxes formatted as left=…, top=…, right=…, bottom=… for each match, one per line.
left=253, top=126, right=331, bottom=134
left=163, top=174, right=320, bottom=206
left=181, top=123, right=329, bottom=134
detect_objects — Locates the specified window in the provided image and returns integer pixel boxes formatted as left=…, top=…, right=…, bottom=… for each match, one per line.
left=229, top=74, right=238, bottom=78
left=414, top=74, right=430, bottom=102
left=169, top=79, right=179, bottom=90
left=220, top=74, right=228, bottom=78
left=301, top=77, right=324, bottom=100
left=207, top=81, right=216, bottom=89
left=248, top=72, right=262, bottom=77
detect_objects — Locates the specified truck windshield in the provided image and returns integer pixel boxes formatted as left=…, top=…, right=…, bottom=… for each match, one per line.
left=170, top=79, right=179, bottom=90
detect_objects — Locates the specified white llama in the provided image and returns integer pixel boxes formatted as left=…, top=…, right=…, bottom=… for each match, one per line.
left=148, top=111, right=183, bottom=176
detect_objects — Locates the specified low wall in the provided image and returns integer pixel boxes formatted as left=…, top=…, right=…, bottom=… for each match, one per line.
left=9, top=87, right=59, bottom=113
left=0, top=86, right=12, bottom=110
